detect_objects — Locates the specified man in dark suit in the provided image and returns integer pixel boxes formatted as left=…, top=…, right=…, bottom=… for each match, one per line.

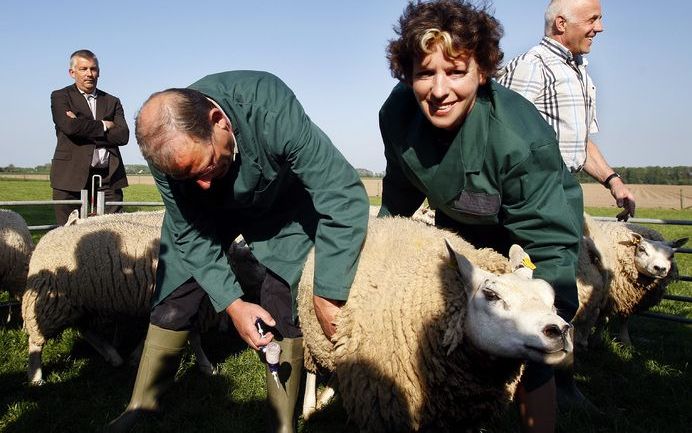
left=50, top=49, right=129, bottom=225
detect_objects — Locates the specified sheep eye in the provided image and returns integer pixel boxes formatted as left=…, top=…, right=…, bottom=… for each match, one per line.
left=638, top=246, right=648, bottom=255
left=482, top=288, right=500, bottom=302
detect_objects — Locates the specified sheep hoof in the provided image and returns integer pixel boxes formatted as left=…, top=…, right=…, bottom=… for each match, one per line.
left=302, top=407, right=316, bottom=421
left=315, top=386, right=336, bottom=410
left=29, top=378, right=46, bottom=387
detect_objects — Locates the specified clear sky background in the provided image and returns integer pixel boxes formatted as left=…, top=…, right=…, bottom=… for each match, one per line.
left=1, top=0, right=690, bottom=172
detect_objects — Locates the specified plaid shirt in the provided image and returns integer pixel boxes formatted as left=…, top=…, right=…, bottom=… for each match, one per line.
left=497, top=37, right=598, bottom=172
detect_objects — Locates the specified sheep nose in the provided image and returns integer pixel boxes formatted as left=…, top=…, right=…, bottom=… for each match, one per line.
left=653, top=265, right=668, bottom=274
left=543, top=324, right=563, bottom=339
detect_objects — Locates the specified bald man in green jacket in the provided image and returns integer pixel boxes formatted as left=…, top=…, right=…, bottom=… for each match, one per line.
left=108, top=71, right=368, bottom=433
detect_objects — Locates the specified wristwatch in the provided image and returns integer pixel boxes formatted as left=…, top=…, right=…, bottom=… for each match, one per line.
left=602, top=172, right=621, bottom=189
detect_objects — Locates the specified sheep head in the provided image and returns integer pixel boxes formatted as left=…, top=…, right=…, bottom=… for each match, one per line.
left=629, top=234, right=688, bottom=279
left=445, top=240, right=573, bottom=366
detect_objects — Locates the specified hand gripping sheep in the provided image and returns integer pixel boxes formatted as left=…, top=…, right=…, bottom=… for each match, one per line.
left=298, top=217, right=573, bottom=432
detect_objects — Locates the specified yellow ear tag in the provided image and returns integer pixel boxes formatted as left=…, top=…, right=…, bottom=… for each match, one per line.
left=522, top=256, right=537, bottom=270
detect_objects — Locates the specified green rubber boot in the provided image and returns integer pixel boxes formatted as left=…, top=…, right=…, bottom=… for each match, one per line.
left=105, top=324, right=189, bottom=433
left=266, top=337, right=304, bottom=433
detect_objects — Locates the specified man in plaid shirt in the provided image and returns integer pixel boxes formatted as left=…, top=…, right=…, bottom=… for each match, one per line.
left=497, top=0, right=635, bottom=221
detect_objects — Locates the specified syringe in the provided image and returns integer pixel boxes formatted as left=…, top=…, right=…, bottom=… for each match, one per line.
left=256, top=319, right=282, bottom=389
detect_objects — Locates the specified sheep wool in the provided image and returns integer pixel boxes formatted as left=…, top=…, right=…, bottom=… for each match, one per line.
left=0, top=209, right=34, bottom=300
left=572, top=214, right=613, bottom=348
left=598, top=221, right=676, bottom=317
left=573, top=214, right=680, bottom=347
left=298, top=217, right=519, bottom=432
left=22, top=217, right=160, bottom=351
left=21, top=210, right=218, bottom=383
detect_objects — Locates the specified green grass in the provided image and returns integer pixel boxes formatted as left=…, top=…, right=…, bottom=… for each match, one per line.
left=1, top=180, right=691, bottom=432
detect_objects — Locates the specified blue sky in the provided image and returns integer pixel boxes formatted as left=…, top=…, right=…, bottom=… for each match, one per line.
left=1, top=0, right=690, bottom=171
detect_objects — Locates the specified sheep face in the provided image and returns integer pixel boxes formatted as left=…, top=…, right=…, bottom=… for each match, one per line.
left=446, top=241, right=573, bottom=366
left=630, top=234, right=688, bottom=279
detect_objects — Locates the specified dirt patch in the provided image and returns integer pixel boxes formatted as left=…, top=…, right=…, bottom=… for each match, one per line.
left=580, top=184, right=691, bottom=209
left=364, top=179, right=691, bottom=210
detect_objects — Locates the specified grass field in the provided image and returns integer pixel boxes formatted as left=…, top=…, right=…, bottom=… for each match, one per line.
left=1, top=179, right=691, bottom=432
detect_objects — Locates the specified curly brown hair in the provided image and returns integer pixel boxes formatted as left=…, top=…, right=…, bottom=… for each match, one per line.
left=387, top=0, right=504, bottom=82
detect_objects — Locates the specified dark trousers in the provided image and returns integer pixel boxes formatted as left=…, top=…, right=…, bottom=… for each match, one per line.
left=52, top=167, right=123, bottom=225
left=150, top=271, right=302, bottom=339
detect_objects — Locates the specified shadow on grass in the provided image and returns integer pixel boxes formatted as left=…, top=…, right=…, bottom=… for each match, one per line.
left=0, top=327, right=266, bottom=433
left=481, top=316, right=692, bottom=433
left=567, top=317, right=692, bottom=433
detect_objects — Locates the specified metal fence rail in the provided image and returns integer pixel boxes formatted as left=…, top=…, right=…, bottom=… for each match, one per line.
left=0, top=190, right=89, bottom=231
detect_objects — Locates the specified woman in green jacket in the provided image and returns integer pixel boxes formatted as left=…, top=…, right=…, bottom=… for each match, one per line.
left=378, top=1, right=582, bottom=432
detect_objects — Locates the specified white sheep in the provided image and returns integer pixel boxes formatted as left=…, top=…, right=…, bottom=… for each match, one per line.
left=572, top=213, right=688, bottom=347
left=297, top=217, right=573, bottom=432
left=571, top=214, right=615, bottom=349
left=0, top=208, right=34, bottom=303
left=21, top=210, right=218, bottom=384
left=368, top=205, right=436, bottom=226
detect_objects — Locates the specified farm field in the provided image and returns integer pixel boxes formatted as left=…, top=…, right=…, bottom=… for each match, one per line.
left=1, top=179, right=691, bottom=432
left=3, top=175, right=692, bottom=210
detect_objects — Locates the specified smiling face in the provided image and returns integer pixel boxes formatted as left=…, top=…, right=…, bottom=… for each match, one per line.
left=69, top=56, right=99, bottom=94
left=411, top=44, right=486, bottom=132
left=556, top=0, right=603, bottom=55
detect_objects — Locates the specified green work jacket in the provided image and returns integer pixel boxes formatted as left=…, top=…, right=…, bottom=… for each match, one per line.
left=378, top=80, right=582, bottom=319
left=151, top=71, right=369, bottom=315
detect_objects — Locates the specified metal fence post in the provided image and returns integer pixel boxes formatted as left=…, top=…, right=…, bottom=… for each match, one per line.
left=96, top=191, right=105, bottom=215
left=80, top=190, right=88, bottom=219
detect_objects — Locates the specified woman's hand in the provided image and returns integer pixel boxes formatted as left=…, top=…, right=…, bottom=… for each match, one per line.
left=313, top=295, right=344, bottom=341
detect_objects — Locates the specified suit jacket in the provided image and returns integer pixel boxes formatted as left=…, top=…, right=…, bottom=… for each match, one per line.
left=49, top=84, right=129, bottom=191
left=151, top=71, right=369, bottom=314
left=378, top=80, right=583, bottom=320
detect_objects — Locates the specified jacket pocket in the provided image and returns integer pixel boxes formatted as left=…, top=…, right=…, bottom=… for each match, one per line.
left=451, top=190, right=501, bottom=216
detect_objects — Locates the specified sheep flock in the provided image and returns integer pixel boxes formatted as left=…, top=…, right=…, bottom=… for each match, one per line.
left=1, top=205, right=688, bottom=431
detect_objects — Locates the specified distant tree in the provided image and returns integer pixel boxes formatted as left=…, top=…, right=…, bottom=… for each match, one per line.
left=34, top=163, right=51, bottom=173
left=356, top=168, right=375, bottom=178
left=569, top=166, right=691, bottom=185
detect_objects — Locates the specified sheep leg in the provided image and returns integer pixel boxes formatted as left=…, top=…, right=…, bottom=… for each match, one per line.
left=302, top=372, right=338, bottom=421
left=28, top=340, right=44, bottom=385
left=79, top=327, right=124, bottom=367
left=619, top=318, right=633, bottom=347
left=189, top=331, right=217, bottom=376
left=302, top=371, right=318, bottom=420
left=316, top=374, right=338, bottom=410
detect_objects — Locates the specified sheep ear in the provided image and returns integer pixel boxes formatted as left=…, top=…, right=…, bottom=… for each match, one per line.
left=668, top=237, right=688, bottom=250
left=445, top=239, right=492, bottom=296
left=630, top=233, right=643, bottom=245
left=508, top=244, right=535, bottom=278
left=65, top=210, right=80, bottom=226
